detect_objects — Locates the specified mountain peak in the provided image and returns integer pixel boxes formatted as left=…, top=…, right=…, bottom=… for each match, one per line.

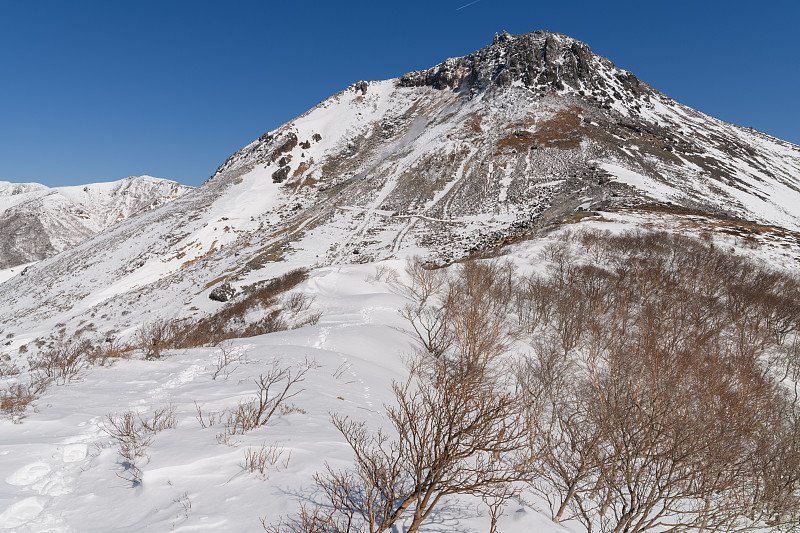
left=399, top=30, right=653, bottom=107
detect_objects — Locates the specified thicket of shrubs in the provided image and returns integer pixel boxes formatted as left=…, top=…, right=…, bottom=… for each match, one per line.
left=1, top=268, right=318, bottom=421
left=135, top=268, right=316, bottom=355
left=269, top=229, right=800, bottom=532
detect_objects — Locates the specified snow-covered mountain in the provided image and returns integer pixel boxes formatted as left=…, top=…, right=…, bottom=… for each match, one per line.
left=0, top=176, right=192, bottom=269
left=1, top=30, right=799, bottom=346
left=3, top=30, right=800, bottom=532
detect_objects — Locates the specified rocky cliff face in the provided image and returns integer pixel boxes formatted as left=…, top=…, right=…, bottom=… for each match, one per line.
left=0, top=176, right=193, bottom=269
left=1, top=30, right=799, bottom=346
left=399, top=31, right=653, bottom=106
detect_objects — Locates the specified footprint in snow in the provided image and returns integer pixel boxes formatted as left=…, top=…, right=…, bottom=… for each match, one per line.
left=62, top=444, right=88, bottom=464
left=314, top=326, right=331, bottom=349
left=0, top=496, right=45, bottom=529
left=5, top=463, right=51, bottom=487
left=363, top=386, right=373, bottom=408
left=163, top=364, right=204, bottom=389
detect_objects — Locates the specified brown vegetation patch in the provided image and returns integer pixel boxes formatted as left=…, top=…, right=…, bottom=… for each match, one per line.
left=623, top=204, right=800, bottom=242
left=496, top=108, right=586, bottom=153
left=292, top=161, right=310, bottom=179
left=180, top=242, right=218, bottom=270
left=531, top=107, right=584, bottom=149
left=136, top=268, right=313, bottom=352
left=288, top=175, right=318, bottom=193
left=465, top=115, right=483, bottom=133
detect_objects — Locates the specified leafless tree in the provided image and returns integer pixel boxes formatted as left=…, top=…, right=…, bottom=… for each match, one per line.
left=312, top=355, right=525, bottom=533
left=103, top=404, right=175, bottom=485
left=199, top=358, right=315, bottom=443
left=403, top=255, right=445, bottom=306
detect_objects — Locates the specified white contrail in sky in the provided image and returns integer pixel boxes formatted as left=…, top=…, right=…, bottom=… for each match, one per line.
left=456, top=0, right=482, bottom=10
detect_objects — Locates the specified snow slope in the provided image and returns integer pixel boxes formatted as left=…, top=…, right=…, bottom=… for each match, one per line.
left=1, top=32, right=798, bottom=354
left=3, top=211, right=799, bottom=531
left=0, top=261, right=566, bottom=532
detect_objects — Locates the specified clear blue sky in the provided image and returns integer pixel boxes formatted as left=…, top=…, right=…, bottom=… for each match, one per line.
left=1, top=0, right=798, bottom=187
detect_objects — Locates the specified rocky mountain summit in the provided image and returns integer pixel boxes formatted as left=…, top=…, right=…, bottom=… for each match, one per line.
left=0, top=176, right=192, bottom=269
left=1, top=30, right=799, bottom=347
left=400, top=30, right=652, bottom=106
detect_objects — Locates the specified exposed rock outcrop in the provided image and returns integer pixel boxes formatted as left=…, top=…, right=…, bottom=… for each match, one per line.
left=209, top=283, right=236, bottom=302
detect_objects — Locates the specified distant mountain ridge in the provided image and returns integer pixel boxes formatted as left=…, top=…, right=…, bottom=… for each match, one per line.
left=0, top=176, right=193, bottom=269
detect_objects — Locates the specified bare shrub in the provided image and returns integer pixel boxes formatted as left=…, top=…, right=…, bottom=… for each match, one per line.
left=240, top=309, right=289, bottom=338
left=195, top=401, right=225, bottom=429
left=198, top=359, right=315, bottom=444
left=262, top=503, right=352, bottom=533
left=243, top=442, right=290, bottom=478
left=28, top=334, right=92, bottom=385
left=585, top=345, right=785, bottom=533
left=401, top=259, right=517, bottom=363
left=444, top=260, right=518, bottom=366
left=517, top=344, right=602, bottom=524
left=173, top=491, right=192, bottom=520
left=295, top=311, right=322, bottom=328
left=403, top=255, right=444, bottom=305
left=229, top=360, right=314, bottom=434
left=539, top=240, right=572, bottom=268
left=366, top=264, right=399, bottom=283
left=212, top=341, right=245, bottom=381
left=284, top=292, right=314, bottom=314
left=279, top=402, right=307, bottom=416
left=399, top=303, right=452, bottom=358
left=139, top=403, right=177, bottom=433
left=104, top=403, right=177, bottom=485
left=134, top=319, right=177, bottom=359
left=314, top=354, right=525, bottom=532
left=104, top=411, right=153, bottom=485
left=0, top=382, right=40, bottom=422
left=0, top=359, right=21, bottom=378
left=88, top=336, right=134, bottom=366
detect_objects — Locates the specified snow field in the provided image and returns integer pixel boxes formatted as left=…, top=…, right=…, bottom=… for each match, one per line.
left=1, top=263, right=570, bottom=532
left=3, top=215, right=798, bottom=532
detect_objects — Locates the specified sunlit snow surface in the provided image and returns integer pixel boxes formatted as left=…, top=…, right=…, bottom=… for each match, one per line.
left=2, top=212, right=799, bottom=532
left=0, top=260, right=565, bottom=532
left=0, top=262, right=37, bottom=286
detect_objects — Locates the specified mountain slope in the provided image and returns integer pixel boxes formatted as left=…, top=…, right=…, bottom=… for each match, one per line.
left=1, top=30, right=799, bottom=349
left=3, top=29, right=800, bottom=533
left=0, top=176, right=193, bottom=269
